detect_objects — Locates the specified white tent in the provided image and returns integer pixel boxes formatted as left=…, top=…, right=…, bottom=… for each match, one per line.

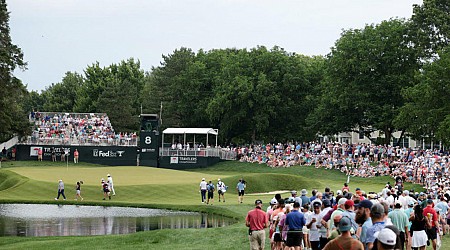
left=162, top=128, right=219, bottom=148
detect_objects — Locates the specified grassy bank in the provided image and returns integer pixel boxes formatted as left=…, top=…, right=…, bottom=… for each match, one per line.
left=0, top=160, right=446, bottom=250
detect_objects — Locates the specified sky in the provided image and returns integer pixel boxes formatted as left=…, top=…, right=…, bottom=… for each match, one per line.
left=8, top=0, right=423, bottom=92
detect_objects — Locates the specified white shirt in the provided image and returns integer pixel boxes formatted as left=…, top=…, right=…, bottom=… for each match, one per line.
left=107, top=176, right=113, bottom=185
left=200, top=181, right=207, bottom=190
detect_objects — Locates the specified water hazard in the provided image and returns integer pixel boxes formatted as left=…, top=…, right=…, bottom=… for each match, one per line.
left=0, top=204, right=235, bottom=237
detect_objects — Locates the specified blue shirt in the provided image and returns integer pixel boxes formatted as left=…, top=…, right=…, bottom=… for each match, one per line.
left=360, top=217, right=372, bottom=247
left=237, top=182, right=245, bottom=191
left=285, top=210, right=306, bottom=231
left=366, top=221, right=385, bottom=244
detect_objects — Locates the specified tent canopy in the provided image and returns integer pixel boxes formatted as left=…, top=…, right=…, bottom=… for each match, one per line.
left=162, top=128, right=218, bottom=136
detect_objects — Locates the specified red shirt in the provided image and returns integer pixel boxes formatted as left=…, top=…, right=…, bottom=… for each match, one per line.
left=246, top=207, right=268, bottom=231
left=423, top=205, right=438, bottom=227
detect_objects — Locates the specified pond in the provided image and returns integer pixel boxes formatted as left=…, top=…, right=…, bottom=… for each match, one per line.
left=0, top=204, right=236, bottom=237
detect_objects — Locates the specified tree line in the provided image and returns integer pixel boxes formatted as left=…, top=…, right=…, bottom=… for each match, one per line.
left=1, top=0, right=449, bottom=146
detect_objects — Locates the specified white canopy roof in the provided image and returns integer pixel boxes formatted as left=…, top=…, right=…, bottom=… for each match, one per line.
left=162, top=128, right=218, bottom=135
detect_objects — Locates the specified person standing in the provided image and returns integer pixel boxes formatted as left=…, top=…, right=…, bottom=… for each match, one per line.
left=237, top=179, right=246, bottom=204
left=11, top=147, right=16, bottom=161
left=55, top=179, right=66, bottom=200
left=74, top=149, right=79, bottom=163
left=51, top=147, right=56, bottom=162
left=307, top=201, right=324, bottom=250
left=366, top=203, right=386, bottom=250
left=199, top=178, right=207, bottom=203
left=102, top=179, right=111, bottom=200
left=37, top=147, right=43, bottom=161
left=107, top=174, right=115, bottom=196
left=285, top=201, right=306, bottom=250
left=246, top=199, right=269, bottom=250
left=60, top=147, right=65, bottom=162
left=75, top=181, right=83, bottom=201
left=207, top=180, right=215, bottom=205
left=217, top=178, right=226, bottom=202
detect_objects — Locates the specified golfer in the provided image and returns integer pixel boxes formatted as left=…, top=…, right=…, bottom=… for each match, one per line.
left=75, top=181, right=83, bottom=201
left=55, top=179, right=66, bottom=200
left=107, top=174, right=115, bottom=196
left=199, top=178, right=207, bottom=203
left=237, top=179, right=246, bottom=204
left=217, top=178, right=226, bottom=202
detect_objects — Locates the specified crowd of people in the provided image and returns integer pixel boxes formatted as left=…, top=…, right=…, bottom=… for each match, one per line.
left=28, top=111, right=137, bottom=146
left=246, top=181, right=449, bottom=250
left=237, top=142, right=450, bottom=192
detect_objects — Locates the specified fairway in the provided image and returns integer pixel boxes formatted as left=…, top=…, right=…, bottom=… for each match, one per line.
left=8, top=166, right=229, bottom=186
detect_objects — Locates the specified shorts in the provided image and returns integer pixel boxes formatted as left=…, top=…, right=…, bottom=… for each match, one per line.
left=103, top=188, right=109, bottom=193
left=208, top=192, right=214, bottom=199
left=218, top=190, right=223, bottom=195
left=427, top=227, right=437, bottom=240
left=273, top=232, right=282, bottom=242
left=302, top=226, right=309, bottom=234
left=447, top=219, right=450, bottom=225
left=76, top=190, right=80, bottom=195
left=239, top=190, right=245, bottom=196
left=286, top=231, right=303, bottom=247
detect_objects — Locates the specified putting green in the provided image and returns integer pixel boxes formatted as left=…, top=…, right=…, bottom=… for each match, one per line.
left=8, top=166, right=229, bottom=186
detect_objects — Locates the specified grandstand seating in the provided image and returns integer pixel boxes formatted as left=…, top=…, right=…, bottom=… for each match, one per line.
left=25, top=112, right=137, bottom=146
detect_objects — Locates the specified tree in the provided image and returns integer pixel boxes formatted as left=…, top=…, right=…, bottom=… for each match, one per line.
left=0, top=0, right=28, bottom=141
left=42, top=72, right=83, bottom=112
left=396, top=47, right=450, bottom=143
left=313, top=19, right=421, bottom=144
left=411, top=0, right=450, bottom=57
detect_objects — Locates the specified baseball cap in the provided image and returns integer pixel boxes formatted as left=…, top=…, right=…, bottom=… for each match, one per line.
left=255, top=199, right=263, bottom=205
left=376, top=228, right=396, bottom=246
left=408, top=201, right=414, bottom=207
left=218, top=178, right=221, bottom=181
left=427, top=199, right=433, bottom=204
left=107, top=174, right=110, bottom=177
left=338, top=198, right=348, bottom=206
left=202, top=178, right=205, bottom=181
left=338, top=216, right=352, bottom=232
left=291, top=190, right=297, bottom=195
left=313, top=201, right=321, bottom=208
left=371, top=203, right=385, bottom=216
left=270, top=198, right=278, bottom=205
left=395, top=200, right=402, bottom=208
left=345, top=200, right=354, bottom=207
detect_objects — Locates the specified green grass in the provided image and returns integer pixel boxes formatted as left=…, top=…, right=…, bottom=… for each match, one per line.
left=0, top=160, right=447, bottom=250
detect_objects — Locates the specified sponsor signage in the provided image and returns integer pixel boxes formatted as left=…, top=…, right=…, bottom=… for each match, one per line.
left=170, top=156, right=197, bottom=164
left=93, top=149, right=125, bottom=158
left=30, top=146, right=70, bottom=157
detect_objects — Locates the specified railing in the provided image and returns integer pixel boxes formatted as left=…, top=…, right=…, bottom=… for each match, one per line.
left=0, top=136, right=19, bottom=150
left=159, top=148, right=237, bottom=160
left=20, top=136, right=138, bottom=147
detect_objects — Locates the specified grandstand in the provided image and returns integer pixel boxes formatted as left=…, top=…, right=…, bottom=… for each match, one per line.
left=25, top=112, right=137, bottom=146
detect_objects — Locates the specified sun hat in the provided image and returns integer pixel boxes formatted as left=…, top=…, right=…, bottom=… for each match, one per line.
left=376, top=228, right=396, bottom=246
left=291, top=190, right=297, bottom=195
left=301, top=189, right=307, bottom=195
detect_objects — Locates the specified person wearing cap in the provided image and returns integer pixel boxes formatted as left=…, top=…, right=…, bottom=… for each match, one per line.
left=322, top=216, right=364, bottom=250
left=199, top=178, right=207, bottom=203
left=435, top=196, right=449, bottom=235
left=423, top=199, right=439, bottom=250
left=328, top=198, right=347, bottom=232
left=217, top=178, right=226, bottom=202
left=398, top=190, right=416, bottom=209
left=375, top=228, right=397, bottom=250
left=246, top=199, right=269, bottom=250
left=54, top=179, right=66, bottom=200
left=237, top=179, right=246, bottom=204
left=366, top=203, right=386, bottom=250
left=107, top=174, right=115, bottom=196
left=301, top=189, right=310, bottom=206
left=206, top=180, right=215, bottom=205
left=307, top=201, right=324, bottom=250
left=319, top=199, right=333, bottom=247
left=285, top=202, right=306, bottom=250
left=388, top=201, right=409, bottom=250
left=341, top=199, right=358, bottom=235
left=289, top=190, right=303, bottom=207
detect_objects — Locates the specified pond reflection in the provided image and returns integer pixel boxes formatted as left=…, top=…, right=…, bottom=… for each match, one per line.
left=0, top=204, right=235, bottom=237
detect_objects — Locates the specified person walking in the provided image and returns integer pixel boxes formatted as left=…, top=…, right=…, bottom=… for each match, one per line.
left=75, top=181, right=83, bottom=201
left=285, top=201, right=306, bottom=250
left=323, top=216, right=364, bottom=250
left=217, top=178, right=226, bottom=202
left=107, top=174, right=115, bottom=196
left=237, top=179, right=246, bottom=204
left=423, top=199, right=439, bottom=250
left=102, top=178, right=111, bottom=200
left=74, top=149, right=79, bottom=163
left=246, top=199, right=268, bottom=250
left=207, top=180, right=215, bottom=205
left=388, top=201, right=409, bottom=250
left=55, top=179, right=66, bottom=200
left=410, top=205, right=431, bottom=250
left=199, top=178, right=207, bottom=203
